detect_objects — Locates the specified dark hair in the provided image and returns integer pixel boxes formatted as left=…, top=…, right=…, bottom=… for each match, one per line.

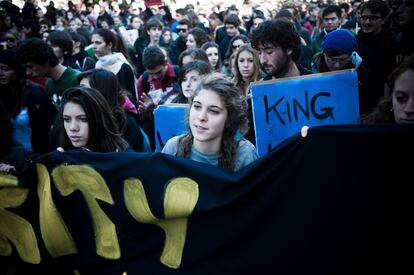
left=39, top=18, right=52, bottom=28
left=175, top=8, right=187, bottom=16
left=178, top=48, right=210, bottom=68
left=0, top=49, right=28, bottom=117
left=209, top=12, right=221, bottom=22
left=160, top=5, right=173, bottom=22
left=225, top=5, right=239, bottom=16
left=109, top=26, right=135, bottom=71
left=251, top=19, right=301, bottom=61
left=145, top=16, right=163, bottom=31
left=185, top=4, right=195, bottom=10
left=93, top=28, right=116, bottom=52
left=175, top=8, right=186, bottom=16
left=388, top=54, right=414, bottom=86
left=130, top=14, right=141, bottom=25
left=322, top=5, right=342, bottom=18
left=360, top=54, right=414, bottom=123
left=225, top=34, right=249, bottom=61
left=47, top=30, right=74, bottom=57
left=178, top=18, right=192, bottom=28
left=15, top=38, right=59, bottom=66
left=201, top=41, right=222, bottom=70
left=275, top=9, right=294, bottom=21
left=139, top=8, right=154, bottom=23
left=224, top=13, right=241, bottom=27
left=177, top=74, right=248, bottom=170
left=22, top=19, right=39, bottom=35
left=78, top=69, right=128, bottom=134
left=339, top=3, right=351, bottom=13
left=58, top=86, right=129, bottom=152
left=188, top=27, right=211, bottom=48
left=142, top=46, right=166, bottom=70
left=162, top=26, right=171, bottom=36
left=360, top=0, right=390, bottom=18
left=76, top=27, right=92, bottom=45
left=174, top=60, right=212, bottom=103
left=6, top=13, right=21, bottom=27
left=253, top=9, right=265, bottom=20
left=185, top=9, right=200, bottom=28
left=70, top=31, right=87, bottom=49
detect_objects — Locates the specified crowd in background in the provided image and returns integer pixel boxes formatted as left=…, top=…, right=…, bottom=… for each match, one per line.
left=0, top=0, right=413, bottom=173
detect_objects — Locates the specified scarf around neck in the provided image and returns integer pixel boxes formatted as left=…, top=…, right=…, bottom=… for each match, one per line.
left=95, top=52, right=131, bottom=74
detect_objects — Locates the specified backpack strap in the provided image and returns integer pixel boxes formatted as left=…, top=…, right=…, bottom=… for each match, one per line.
left=141, top=71, right=150, bottom=95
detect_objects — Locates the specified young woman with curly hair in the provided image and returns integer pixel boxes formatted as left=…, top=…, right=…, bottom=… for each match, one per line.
left=162, top=74, right=258, bottom=171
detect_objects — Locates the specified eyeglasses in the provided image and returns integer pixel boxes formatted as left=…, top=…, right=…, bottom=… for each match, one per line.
left=325, top=55, right=351, bottom=64
left=360, top=15, right=382, bottom=21
left=177, top=28, right=187, bottom=33
left=232, top=44, right=242, bottom=49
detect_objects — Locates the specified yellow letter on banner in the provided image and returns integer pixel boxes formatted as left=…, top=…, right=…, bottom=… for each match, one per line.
left=51, top=165, right=120, bottom=259
left=124, top=177, right=199, bottom=269
left=0, top=175, right=40, bottom=264
left=37, top=164, right=78, bottom=258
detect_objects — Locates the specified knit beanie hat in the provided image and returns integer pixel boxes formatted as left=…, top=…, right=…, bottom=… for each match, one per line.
left=322, top=29, right=357, bottom=55
left=0, top=49, right=17, bottom=70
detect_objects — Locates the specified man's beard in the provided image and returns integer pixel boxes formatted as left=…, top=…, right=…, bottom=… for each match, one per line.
left=265, top=51, right=291, bottom=78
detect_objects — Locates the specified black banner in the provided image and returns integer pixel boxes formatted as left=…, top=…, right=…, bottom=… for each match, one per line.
left=1, top=125, right=413, bottom=274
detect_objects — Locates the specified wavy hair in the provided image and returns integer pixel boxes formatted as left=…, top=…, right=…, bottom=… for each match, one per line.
left=251, top=19, right=301, bottom=62
left=232, top=44, right=262, bottom=96
left=177, top=74, right=249, bottom=170
left=201, top=41, right=222, bottom=71
left=173, top=60, right=212, bottom=103
left=188, top=27, right=211, bottom=48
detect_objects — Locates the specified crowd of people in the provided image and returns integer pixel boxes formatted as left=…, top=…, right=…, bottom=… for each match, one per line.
left=0, top=0, right=413, bottom=174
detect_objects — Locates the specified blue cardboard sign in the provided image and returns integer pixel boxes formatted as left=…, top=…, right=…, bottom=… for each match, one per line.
left=154, top=104, right=188, bottom=152
left=251, top=70, right=359, bottom=156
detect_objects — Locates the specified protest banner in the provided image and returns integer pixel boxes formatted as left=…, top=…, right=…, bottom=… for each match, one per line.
left=251, top=69, right=359, bottom=156
left=1, top=124, right=411, bottom=274
left=154, top=104, right=188, bottom=152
